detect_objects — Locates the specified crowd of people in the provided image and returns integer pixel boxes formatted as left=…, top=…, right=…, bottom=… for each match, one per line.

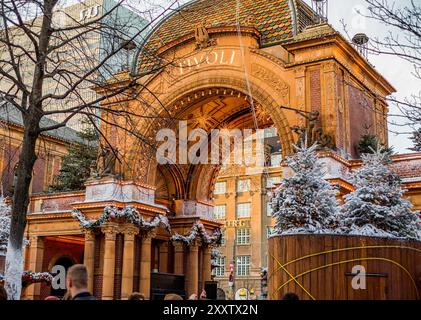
left=0, top=263, right=298, bottom=301
left=0, top=264, right=210, bottom=301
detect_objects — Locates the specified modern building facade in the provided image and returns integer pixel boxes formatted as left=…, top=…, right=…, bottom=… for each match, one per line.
left=0, top=0, right=148, bottom=131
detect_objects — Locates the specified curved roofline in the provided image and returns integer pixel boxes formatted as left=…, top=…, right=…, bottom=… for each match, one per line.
left=130, top=0, right=315, bottom=76
left=130, top=0, right=200, bottom=76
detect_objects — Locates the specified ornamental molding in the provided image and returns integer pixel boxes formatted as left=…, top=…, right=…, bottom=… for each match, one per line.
left=251, top=64, right=289, bottom=102
left=249, top=49, right=287, bottom=68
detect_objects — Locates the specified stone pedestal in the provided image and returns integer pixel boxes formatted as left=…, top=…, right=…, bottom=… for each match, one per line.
left=101, top=224, right=118, bottom=300
left=121, top=225, right=138, bottom=300
left=83, top=230, right=96, bottom=294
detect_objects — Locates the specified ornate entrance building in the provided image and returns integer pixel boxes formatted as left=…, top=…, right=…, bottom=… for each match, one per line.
left=21, top=0, right=421, bottom=300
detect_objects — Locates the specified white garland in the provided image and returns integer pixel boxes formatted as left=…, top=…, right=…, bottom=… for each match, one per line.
left=170, top=221, right=222, bottom=245
left=22, top=271, right=53, bottom=284
left=72, top=205, right=222, bottom=246
left=72, top=205, right=171, bottom=232
left=0, top=271, right=52, bottom=284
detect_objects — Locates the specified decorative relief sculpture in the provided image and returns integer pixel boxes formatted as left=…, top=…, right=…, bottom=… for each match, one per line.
left=96, top=146, right=118, bottom=178
left=290, top=110, right=335, bottom=149
left=251, top=64, right=289, bottom=102
left=194, top=23, right=216, bottom=50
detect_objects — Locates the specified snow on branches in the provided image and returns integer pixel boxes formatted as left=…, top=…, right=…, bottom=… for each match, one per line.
left=271, top=143, right=339, bottom=235
left=341, top=148, right=421, bottom=240
left=72, top=205, right=171, bottom=232
left=170, top=222, right=222, bottom=245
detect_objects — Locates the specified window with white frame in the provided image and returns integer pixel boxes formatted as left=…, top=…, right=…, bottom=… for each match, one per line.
left=212, top=256, right=225, bottom=277
left=220, top=229, right=226, bottom=245
left=237, top=179, right=250, bottom=192
left=214, top=181, right=226, bottom=195
left=266, top=176, right=281, bottom=188
left=236, top=202, right=251, bottom=218
left=267, top=201, right=273, bottom=217
left=236, top=228, right=251, bottom=245
left=213, top=205, right=226, bottom=220
left=236, top=255, right=251, bottom=276
left=271, top=153, right=282, bottom=167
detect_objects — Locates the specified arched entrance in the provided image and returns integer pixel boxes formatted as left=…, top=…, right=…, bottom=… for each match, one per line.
left=50, top=256, right=75, bottom=298
left=131, top=79, right=293, bottom=206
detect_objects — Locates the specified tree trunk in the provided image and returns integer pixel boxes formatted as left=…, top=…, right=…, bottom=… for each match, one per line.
left=5, top=122, right=39, bottom=300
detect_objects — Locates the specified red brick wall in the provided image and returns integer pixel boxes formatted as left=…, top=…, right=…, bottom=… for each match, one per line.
left=336, top=70, right=346, bottom=150
left=113, top=234, right=123, bottom=299
left=39, top=238, right=84, bottom=299
left=132, top=235, right=141, bottom=292
left=348, top=85, right=374, bottom=158
left=93, top=234, right=104, bottom=299
left=32, top=156, right=46, bottom=194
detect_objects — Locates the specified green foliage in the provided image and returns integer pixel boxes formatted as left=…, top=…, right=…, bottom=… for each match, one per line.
left=357, top=134, right=394, bottom=157
left=49, top=128, right=98, bottom=192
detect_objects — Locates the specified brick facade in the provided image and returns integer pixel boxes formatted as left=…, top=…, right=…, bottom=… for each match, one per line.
left=348, top=84, right=375, bottom=158
left=39, top=238, right=84, bottom=299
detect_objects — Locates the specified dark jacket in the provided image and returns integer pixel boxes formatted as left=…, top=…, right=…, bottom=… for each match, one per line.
left=72, top=291, right=96, bottom=300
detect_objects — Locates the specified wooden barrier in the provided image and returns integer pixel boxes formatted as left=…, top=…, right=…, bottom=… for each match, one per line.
left=268, top=234, right=421, bottom=300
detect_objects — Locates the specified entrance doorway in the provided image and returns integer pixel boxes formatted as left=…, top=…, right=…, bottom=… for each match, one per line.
left=50, top=256, right=74, bottom=298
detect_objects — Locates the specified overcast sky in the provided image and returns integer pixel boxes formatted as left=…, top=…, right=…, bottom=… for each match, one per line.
left=61, top=0, right=420, bottom=154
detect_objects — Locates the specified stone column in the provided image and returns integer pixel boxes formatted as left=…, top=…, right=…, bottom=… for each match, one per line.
left=202, top=245, right=212, bottom=288
left=173, top=242, right=184, bottom=275
left=83, top=230, right=96, bottom=294
left=26, top=235, right=44, bottom=300
left=139, top=230, right=155, bottom=299
left=159, top=241, right=169, bottom=273
left=186, top=240, right=199, bottom=297
left=101, top=223, right=118, bottom=300
left=121, top=225, right=138, bottom=300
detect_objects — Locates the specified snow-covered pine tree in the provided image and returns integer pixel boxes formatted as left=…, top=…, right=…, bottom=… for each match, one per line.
left=342, top=148, right=421, bottom=239
left=271, top=143, right=339, bottom=235
left=410, top=128, right=421, bottom=152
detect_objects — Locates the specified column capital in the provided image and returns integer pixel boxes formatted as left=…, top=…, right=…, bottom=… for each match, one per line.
left=101, top=223, right=119, bottom=241
left=28, top=235, right=44, bottom=248
left=140, top=229, right=156, bottom=241
left=29, top=235, right=39, bottom=243
left=202, top=244, right=213, bottom=253
left=120, top=225, right=139, bottom=239
left=172, top=241, right=185, bottom=251
left=159, top=241, right=169, bottom=249
left=83, top=229, right=96, bottom=241
left=189, top=238, right=201, bottom=250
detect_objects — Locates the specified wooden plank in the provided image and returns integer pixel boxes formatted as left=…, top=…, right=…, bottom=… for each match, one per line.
left=267, top=235, right=421, bottom=300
